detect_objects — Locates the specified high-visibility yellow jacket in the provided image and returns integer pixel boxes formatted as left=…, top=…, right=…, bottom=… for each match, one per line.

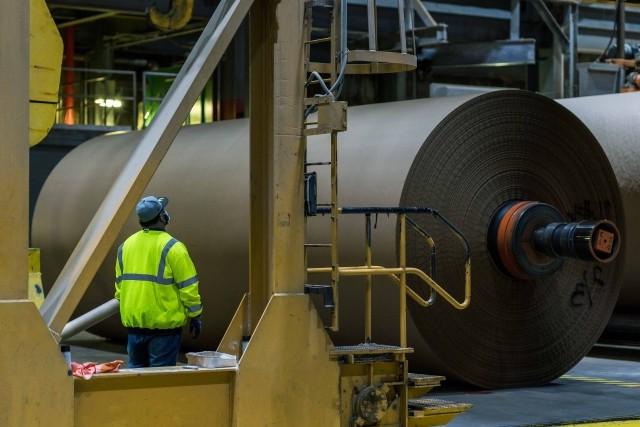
left=115, top=229, right=202, bottom=330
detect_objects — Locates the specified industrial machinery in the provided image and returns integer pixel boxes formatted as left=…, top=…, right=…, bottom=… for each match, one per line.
left=3, top=0, right=488, bottom=425
left=35, top=88, right=634, bottom=390
left=4, top=0, right=638, bottom=425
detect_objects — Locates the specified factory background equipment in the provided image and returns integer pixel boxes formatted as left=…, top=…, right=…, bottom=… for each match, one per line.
left=33, top=89, right=638, bottom=389
left=21, top=0, right=483, bottom=424
left=31, top=0, right=640, bottom=230
left=5, top=0, right=640, bottom=425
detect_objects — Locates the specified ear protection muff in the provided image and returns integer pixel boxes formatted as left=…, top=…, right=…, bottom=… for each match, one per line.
left=160, top=210, right=171, bottom=224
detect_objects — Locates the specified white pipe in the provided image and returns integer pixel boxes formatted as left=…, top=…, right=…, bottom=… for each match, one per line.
left=60, top=299, right=120, bottom=341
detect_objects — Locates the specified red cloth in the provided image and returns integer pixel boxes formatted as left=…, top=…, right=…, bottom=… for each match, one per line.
left=71, top=360, right=124, bottom=380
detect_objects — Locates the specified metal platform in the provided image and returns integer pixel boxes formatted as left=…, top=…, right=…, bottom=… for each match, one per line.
left=331, top=343, right=414, bottom=356
left=67, top=335, right=640, bottom=426
left=409, top=397, right=470, bottom=410
left=409, top=373, right=446, bottom=387
left=330, top=343, right=414, bottom=363
left=408, top=373, right=447, bottom=399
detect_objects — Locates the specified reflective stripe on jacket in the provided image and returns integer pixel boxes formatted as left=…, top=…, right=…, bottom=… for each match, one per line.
left=115, top=229, right=203, bottom=329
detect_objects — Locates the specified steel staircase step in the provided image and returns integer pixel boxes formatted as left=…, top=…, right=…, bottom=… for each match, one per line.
left=408, top=373, right=447, bottom=398
left=330, top=343, right=414, bottom=363
left=408, top=398, right=472, bottom=427
left=331, top=343, right=414, bottom=356
left=408, top=373, right=446, bottom=387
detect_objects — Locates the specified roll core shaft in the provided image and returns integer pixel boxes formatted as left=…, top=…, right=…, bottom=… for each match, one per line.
left=490, top=201, right=621, bottom=280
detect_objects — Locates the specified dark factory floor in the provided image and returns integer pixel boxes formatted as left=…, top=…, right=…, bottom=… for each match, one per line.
left=434, top=354, right=640, bottom=426
left=66, top=333, right=640, bottom=426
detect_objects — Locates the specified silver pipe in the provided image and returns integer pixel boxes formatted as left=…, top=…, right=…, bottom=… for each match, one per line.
left=367, top=0, right=377, bottom=51
left=60, top=299, right=120, bottom=341
left=398, top=0, right=407, bottom=54
left=510, top=0, right=521, bottom=40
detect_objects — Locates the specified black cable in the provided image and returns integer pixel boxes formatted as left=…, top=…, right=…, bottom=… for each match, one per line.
left=598, top=0, right=622, bottom=62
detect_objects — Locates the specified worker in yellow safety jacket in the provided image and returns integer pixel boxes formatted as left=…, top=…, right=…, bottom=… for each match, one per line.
left=115, top=195, right=203, bottom=368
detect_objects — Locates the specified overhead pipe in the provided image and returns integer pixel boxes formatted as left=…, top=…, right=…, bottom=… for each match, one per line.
left=149, top=0, right=194, bottom=31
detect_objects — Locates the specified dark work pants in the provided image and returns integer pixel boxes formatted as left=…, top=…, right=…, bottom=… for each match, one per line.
left=127, top=332, right=182, bottom=368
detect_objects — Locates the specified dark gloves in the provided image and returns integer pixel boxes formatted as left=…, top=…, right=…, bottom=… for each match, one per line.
left=189, top=316, right=202, bottom=339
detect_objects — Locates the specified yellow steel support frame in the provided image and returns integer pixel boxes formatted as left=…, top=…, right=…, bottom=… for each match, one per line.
left=248, top=0, right=274, bottom=332
left=249, top=0, right=307, bottom=328
left=218, top=293, right=248, bottom=358
left=74, top=367, right=235, bottom=426
left=236, top=1, right=342, bottom=425
left=0, top=0, right=29, bottom=300
left=28, top=248, right=45, bottom=308
left=269, top=0, right=307, bottom=297
left=231, top=294, right=340, bottom=426
left=0, top=302, right=74, bottom=426
left=0, top=2, right=74, bottom=424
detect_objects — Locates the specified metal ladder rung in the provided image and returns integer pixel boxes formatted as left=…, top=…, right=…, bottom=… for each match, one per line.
left=305, top=243, right=332, bottom=248
left=305, top=162, right=332, bottom=166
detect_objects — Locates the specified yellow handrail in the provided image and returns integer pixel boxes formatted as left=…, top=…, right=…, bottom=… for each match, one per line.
left=307, top=212, right=471, bottom=347
left=308, top=262, right=471, bottom=310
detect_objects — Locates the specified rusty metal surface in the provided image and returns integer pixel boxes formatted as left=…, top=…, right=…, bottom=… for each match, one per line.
left=33, top=91, right=639, bottom=387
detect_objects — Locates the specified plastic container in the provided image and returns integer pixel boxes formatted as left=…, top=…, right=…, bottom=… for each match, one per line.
left=186, top=351, right=237, bottom=368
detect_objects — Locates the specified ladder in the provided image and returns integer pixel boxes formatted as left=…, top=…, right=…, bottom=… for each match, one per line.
left=301, top=3, right=473, bottom=426
left=302, top=0, right=346, bottom=332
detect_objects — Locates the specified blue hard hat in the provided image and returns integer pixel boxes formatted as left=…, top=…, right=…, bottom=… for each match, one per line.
left=136, top=196, right=169, bottom=222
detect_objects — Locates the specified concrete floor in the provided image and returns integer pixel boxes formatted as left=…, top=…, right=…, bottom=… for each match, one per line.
left=66, top=333, right=640, bottom=426
left=433, top=356, right=640, bottom=426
